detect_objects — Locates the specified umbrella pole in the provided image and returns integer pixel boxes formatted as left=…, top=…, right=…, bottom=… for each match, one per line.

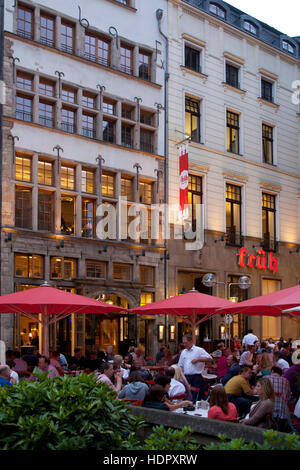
left=192, top=312, right=196, bottom=345
left=42, top=308, right=49, bottom=357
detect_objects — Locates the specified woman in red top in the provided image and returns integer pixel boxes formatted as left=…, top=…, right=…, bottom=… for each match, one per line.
left=208, top=385, right=238, bottom=422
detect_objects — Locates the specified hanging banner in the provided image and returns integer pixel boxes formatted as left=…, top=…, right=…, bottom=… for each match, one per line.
left=179, top=143, right=189, bottom=217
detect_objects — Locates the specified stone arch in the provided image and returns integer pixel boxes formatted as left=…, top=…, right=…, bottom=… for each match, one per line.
left=86, top=286, right=140, bottom=308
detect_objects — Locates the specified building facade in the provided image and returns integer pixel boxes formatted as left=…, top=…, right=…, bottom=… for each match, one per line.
left=0, top=0, right=168, bottom=356
left=167, top=0, right=300, bottom=344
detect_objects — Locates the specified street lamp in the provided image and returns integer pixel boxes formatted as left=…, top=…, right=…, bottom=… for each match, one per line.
left=202, top=273, right=251, bottom=346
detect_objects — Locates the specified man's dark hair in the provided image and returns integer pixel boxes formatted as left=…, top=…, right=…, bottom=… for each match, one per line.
left=154, top=374, right=171, bottom=387
left=100, top=362, right=112, bottom=374
left=164, top=367, right=175, bottom=378
left=271, top=366, right=283, bottom=376
left=129, top=371, right=145, bottom=383
left=240, top=365, right=252, bottom=374
left=40, top=356, right=50, bottom=365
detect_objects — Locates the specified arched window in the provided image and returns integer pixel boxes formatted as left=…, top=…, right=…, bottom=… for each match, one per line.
left=282, top=40, right=295, bottom=54
left=244, top=20, right=257, bottom=35
left=209, top=3, right=226, bottom=19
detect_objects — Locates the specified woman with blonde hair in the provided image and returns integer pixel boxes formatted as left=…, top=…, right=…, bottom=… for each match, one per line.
left=240, top=377, right=275, bottom=428
left=171, top=364, right=192, bottom=401
left=256, top=352, right=273, bottom=376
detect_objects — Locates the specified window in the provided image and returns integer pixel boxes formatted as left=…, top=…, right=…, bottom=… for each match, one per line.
left=244, top=21, right=257, bottom=35
left=16, top=73, right=33, bottom=91
left=209, top=3, right=226, bottom=19
left=38, top=191, right=53, bottom=232
left=39, top=101, right=54, bottom=128
left=139, top=181, right=153, bottom=205
left=103, top=100, right=115, bottom=115
left=226, top=110, right=239, bottom=154
left=188, top=175, right=202, bottom=232
left=82, top=198, right=95, bottom=238
left=38, top=160, right=53, bottom=186
left=184, top=45, right=201, bottom=73
left=61, top=166, right=75, bottom=190
left=40, top=14, right=55, bottom=47
left=15, top=155, right=31, bottom=182
left=185, top=97, right=200, bottom=143
left=121, top=124, right=133, bottom=148
left=16, top=95, right=32, bottom=122
left=226, top=184, right=242, bottom=246
left=262, top=193, right=276, bottom=252
left=61, top=196, right=75, bottom=235
left=15, top=254, right=43, bottom=278
left=84, top=34, right=110, bottom=66
left=226, top=63, right=239, bottom=88
left=261, top=79, right=273, bottom=103
left=120, top=45, right=133, bottom=74
left=113, top=263, right=132, bottom=280
left=15, top=188, right=32, bottom=229
left=122, top=104, right=134, bottom=120
left=61, top=23, right=74, bottom=54
left=17, top=6, right=33, bottom=39
left=61, top=108, right=76, bottom=133
left=82, top=113, right=95, bottom=138
left=82, top=169, right=95, bottom=194
left=121, top=176, right=133, bottom=200
left=82, top=92, right=96, bottom=109
left=140, top=265, right=155, bottom=286
left=140, top=292, right=154, bottom=306
left=282, top=40, right=295, bottom=54
left=102, top=120, right=115, bottom=143
left=140, top=129, right=154, bottom=153
left=102, top=172, right=115, bottom=197
left=140, top=110, right=154, bottom=126
left=139, top=51, right=151, bottom=81
left=86, top=260, right=106, bottom=279
left=262, top=124, right=274, bottom=164
left=50, top=257, right=77, bottom=280
left=62, top=87, right=76, bottom=104
left=39, top=79, right=55, bottom=97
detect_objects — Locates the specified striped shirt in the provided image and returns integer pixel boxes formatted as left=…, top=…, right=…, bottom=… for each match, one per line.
left=268, top=373, right=291, bottom=419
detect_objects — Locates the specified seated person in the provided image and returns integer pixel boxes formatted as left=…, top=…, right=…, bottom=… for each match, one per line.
left=154, top=374, right=171, bottom=397
left=224, top=365, right=255, bottom=418
left=283, top=361, right=300, bottom=397
left=85, top=350, right=104, bottom=371
left=12, top=351, right=28, bottom=372
left=255, top=352, right=273, bottom=376
left=142, top=384, right=193, bottom=411
left=216, top=348, right=231, bottom=380
left=132, top=348, right=146, bottom=369
left=96, top=362, right=123, bottom=394
left=221, top=355, right=240, bottom=386
left=0, top=365, right=12, bottom=388
left=113, top=354, right=130, bottom=380
left=164, top=367, right=186, bottom=398
left=208, top=385, right=238, bottom=422
left=240, top=377, right=275, bottom=429
left=32, top=356, right=59, bottom=379
left=157, top=348, right=174, bottom=367
left=212, top=342, right=225, bottom=360
left=50, top=351, right=65, bottom=376
left=69, top=348, right=87, bottom=370
left=118, top=371, right=149, bottom=402
left=171, top=364, right=193, bottom=401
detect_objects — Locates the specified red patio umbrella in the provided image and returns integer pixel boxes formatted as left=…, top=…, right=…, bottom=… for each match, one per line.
left=130, top=290, right=234, bottom=344
left=0, top=284, right=127, bottom=356
left=218, top=284, right=300, bottom=317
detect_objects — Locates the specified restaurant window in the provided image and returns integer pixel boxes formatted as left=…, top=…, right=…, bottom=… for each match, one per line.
left=227, top=110, right=239, bottom=154
left=261, top=79, right=273, bottom=103
left=139, top=50, right=151, bottom=81
left=120, top=44, right=133, bottom=75
left=61, top=108, right=76, bottom=133
left=140, top=292, right=154, bottom=306
left=185, top=45, right=201, bottom=73
left=61, top=196, right=75, bottom=235
left=15, top=254, right=44, bottom=278
left=81, top=198, right=95, bottom=238
left=38, top=160, right=53, bottom=186
left=82, top=92, right=96, bottom=109
left=86, top=260, right=106, bottom=279
left=113, top=263, right=132, bottom=281
left=102, top=172, right=115, bottom=197
left=140, top=129, right=154, bottom=153
left=15, top=188, right=32, bottom=229
left=226, top=183, right=242, bottom=246
left=16, top=72, right=33, bottom=91
left=188, top=174, right=202, bottom=232
left=185, top=97, right=200, bottom=143
left=226, top=63, right=239, bottom=88
left=262, top=124, right=274, bottom=165
left=40, top=14, right=55, bottom=47
left=16, top=95, right=32, bottom=122
left=84, top=34, right=110, bottom=66
left=140, top=265, right=155, bottom=287
left=38, top=191, right=54, bottom=232
left=61, top=22, right=74, bottom=54
left=121, top=176, right=133, bottom=200
left=102, top=120, right=115, bottom=143
left=139, top=181, right=153, bottom=205
left=121, top=124, right=133, bottom=148
left=15, top=155, right=31, bottom=182
left=39, top=79, right=55, bottom=97
left=39, top=101, right=54, bottom=128
left=82, top=169, right=95, bottom=194
left=50, top=257, right=77, bottom=280
left=82, top=113, right=95, bottom=138
left=262, top=193, right=276, bottom=252
left=17, top=6, right=33, bottom=39
left=61, top=165, right=75, bottom=190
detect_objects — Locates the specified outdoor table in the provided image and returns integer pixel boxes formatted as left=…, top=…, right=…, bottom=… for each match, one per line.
left=143, top=366, right=165, bottom=374
left=173, top=407, right=209, bottom=418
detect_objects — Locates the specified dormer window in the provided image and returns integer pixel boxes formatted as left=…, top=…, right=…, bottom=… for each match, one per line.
left=282, top=40, right=295, bottom=54
left=244, top=20, right=257, bottom=35
left=209, top=3, right=226, bottom=19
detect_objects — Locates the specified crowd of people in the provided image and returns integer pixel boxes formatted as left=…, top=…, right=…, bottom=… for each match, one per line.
left=1, top=331, right=300, bottom=433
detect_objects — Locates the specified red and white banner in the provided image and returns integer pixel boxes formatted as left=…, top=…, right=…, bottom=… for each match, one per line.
left=179, top=143, right=189, bottom=217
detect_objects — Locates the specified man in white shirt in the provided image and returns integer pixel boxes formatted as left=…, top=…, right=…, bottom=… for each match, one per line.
left=242, top=329, right=259, bottom=347
left=178, top=334, right=213, bottom=402
left=164, top=367, right=186, bottom=398
left=273, top=351, right=290, bottom=372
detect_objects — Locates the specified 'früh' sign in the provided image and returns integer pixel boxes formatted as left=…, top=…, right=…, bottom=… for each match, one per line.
left=237, top=247, right=278, bottom=273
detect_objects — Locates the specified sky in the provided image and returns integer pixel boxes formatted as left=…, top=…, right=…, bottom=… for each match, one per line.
left=225, top=0, right=300, bottom=38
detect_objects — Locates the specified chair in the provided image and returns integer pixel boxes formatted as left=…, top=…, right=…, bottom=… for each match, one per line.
left=190, top=386, right=200, bottom=401
left=120, top=399, right=143, bottom=406
left=169, top=393, right=186, bottom=400
left=146, top=380, right=155, bottom=385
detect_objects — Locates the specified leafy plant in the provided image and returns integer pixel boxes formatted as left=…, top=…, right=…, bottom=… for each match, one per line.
left=0, top=372, right=144, bottom=450
left=139, top=425, right=200, bottom=450
left=204, top=430, right=300, bottom=450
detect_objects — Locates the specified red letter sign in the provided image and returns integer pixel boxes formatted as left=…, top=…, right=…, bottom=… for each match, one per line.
left=179, top=144, right=189, bottom=217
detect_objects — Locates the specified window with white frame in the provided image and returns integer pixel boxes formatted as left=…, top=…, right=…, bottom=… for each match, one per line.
left=209, top=3, right=226, bottom=19
left=243, top=20, right=257, bottom=35
left=282, top=40, right=295, bottom=54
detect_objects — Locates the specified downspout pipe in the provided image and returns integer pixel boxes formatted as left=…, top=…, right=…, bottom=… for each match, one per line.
left=0, top=0, right=4, bottom=333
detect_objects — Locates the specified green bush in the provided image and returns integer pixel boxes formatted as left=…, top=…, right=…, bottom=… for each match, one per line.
left=204, top=430, right=300, bottom=451
left=0, top=371, right=144, bottom=450
left=139, top=425, right=200, bottom=450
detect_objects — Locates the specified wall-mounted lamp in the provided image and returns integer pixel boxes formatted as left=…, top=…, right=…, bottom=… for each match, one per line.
left=56, top=240, right=64, bottom=249
left=157, top=324, right=165, bottom=342
left=98, top=245, right=107, bottom=254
